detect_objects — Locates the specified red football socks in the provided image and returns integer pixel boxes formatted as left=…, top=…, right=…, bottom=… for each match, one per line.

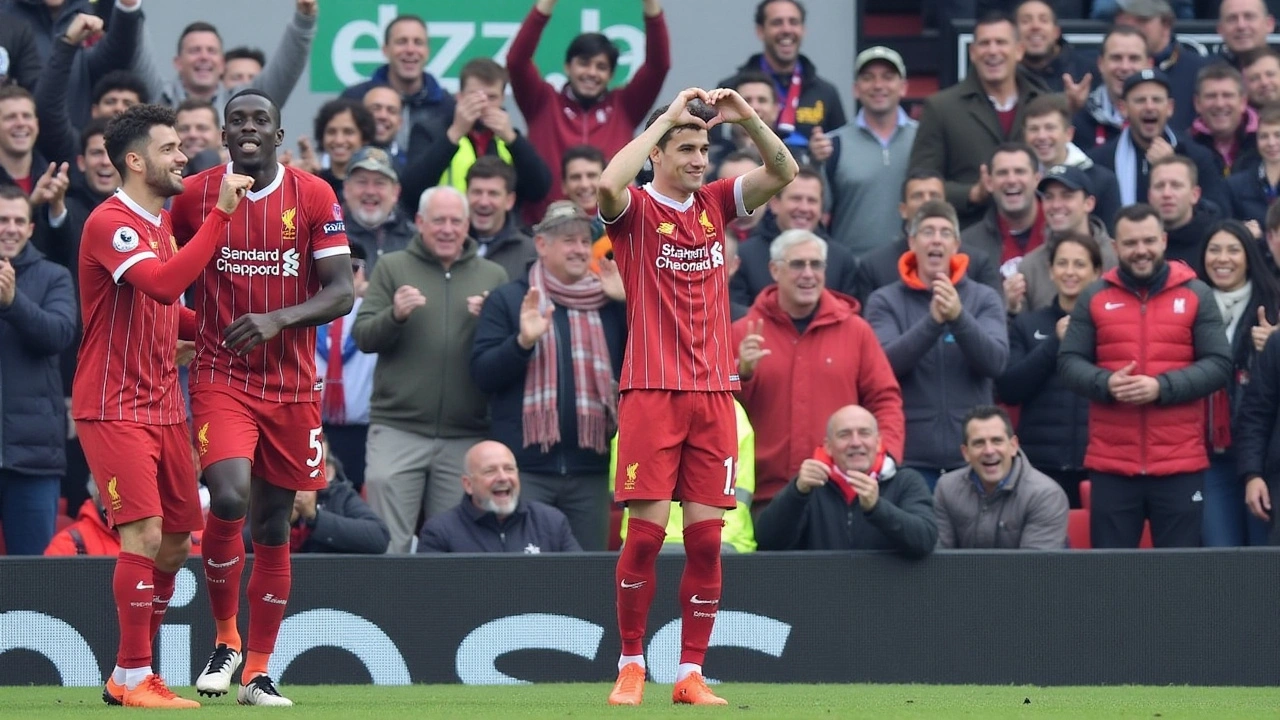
left=243, top=542, right=291, bottom=682
left=615, top=517, right=666, bottom=657
left=114, top=552, right=156, bottom=669
left=149, top=567, right=178, bottom=643
left=202, top=514, right=246, bottom=650
left=678, top=519, right=725, bottom=666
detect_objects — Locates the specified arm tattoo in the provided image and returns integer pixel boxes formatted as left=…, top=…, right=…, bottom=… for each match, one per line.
left=773, top=149, right=787, bottom=167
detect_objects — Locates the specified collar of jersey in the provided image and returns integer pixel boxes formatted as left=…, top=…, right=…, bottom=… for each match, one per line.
left=114, top=188, right=161, bottom=227
left=223, top=162, right=286, bottom=202
left=642, top=183, right=694, bottom=212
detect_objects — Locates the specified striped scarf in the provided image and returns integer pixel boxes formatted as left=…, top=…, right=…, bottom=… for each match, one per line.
left=522, top=260, right=618, bottom=454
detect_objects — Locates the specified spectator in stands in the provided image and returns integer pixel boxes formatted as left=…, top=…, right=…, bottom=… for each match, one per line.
left=614, top=400, right=758, bottom=553
left=417, top=440, right=581, bottom=553
left=854, top=169, right=1005, bottom=304
left=465, top=158, right=537, bottom=285
left=1015, top=0, right=1094, bottom=94
left=0, top=183, right=76, bottom=554
left=35, top=52, right=147, bottom=169
left=1237, top=314, right=1280, bottom=546
left=1196, top=220, right=1279, bottom=545
left=134, top=2, right=315, bottom=113
left=318, top=244, right=376, bottom=492
left=1148, top=155, right=1220, bottom=273
left=1114, top=0, right=1208, bottom=135
left=1266, top=198, right=1280, bottom=278
left=1088, top=69, right=1231, bottom=218
left=353, top=186, right=508, bottom=552
left=174, top=98, right=223, bottom=176
left=342, top=146, right=415, bottom=274
left=403, top=59, right=550, bottom=221
left=312, top=97, right=376, bottom=198
left=1093, top=0, right=1195, bottom=19
left=825, top=46, right=917, bottom=258
left=1073, top=26, right=1151, bottom=151
left=1228, top=104, right=1280, bottom=227
left=865, top=200, right=1009, bottom=490
left=1019, top=165, right=1117, bottom=313
left=562, top=145, right=608, bottom=249
left=471, top=201, right=625, bottom=551
left=722, top=0, right=846, bottom=155
left=755, top=404, right=936, bottom=557
left=13, top=0, right=139, bottom=127
left=362, top=86, right=406, bottom=170
left=341, top=14, right=455, bottom=152
left=1190, top=64, right=1259, bottom=177
left=45, top=481, right=118, bottom=556
left=716, top=151, right=766, bottom=244
left=730, top=168, right=857, bottom=306
left=733, top=229, right=905, bottom=508
left=1242, top=48, right=1280, bottom=108
left=507, top=0, right=669, bottom=222
left=961, top=143, right=1047, bottom=313
left=222, top=46, right=265, bottom=89
left=1059, top=203, right=1232, bottom=548
left=64, top=116, right=116, bottom=241
left=996, top=231, right=1102, bottom=507
left=709, top=71, right=781, bottom=176
left=0, top=12, right=42, bottom=92
left=259, top=437, right=389, bottom=554
left=935, top=405, right=1069, bottom=548
left=1218, top=0, right=1275, bottom=69
left=0, top=86, right=75, bottom=230
left=911, top=12, right=1049, bottom=228
left=1023, top=94, right=1121, bottom=231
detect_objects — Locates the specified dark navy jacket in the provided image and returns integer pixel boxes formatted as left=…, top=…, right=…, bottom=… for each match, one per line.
left=416, top=498, right=581, bottom=553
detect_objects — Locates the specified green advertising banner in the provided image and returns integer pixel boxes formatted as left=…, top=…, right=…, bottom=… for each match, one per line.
left=311, top=1, right=650, bottom=94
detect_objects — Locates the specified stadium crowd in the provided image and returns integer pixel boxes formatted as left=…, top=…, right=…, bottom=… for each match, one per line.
left=7, top=0, right=1280, bottom=559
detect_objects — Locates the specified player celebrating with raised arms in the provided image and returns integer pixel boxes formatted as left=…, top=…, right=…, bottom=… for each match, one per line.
left=598, top=87, right=797, bottom=706
left=74, top=103, right=254, bottom=709
left=168, top=89, right=354, bottom=707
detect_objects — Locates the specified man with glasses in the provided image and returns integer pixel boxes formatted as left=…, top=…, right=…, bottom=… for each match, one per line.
left=316, top=245, right=377, bottom=492
left=865, top=200, right=1009, bottom=491
left=733, top=229, right=904, bottom=510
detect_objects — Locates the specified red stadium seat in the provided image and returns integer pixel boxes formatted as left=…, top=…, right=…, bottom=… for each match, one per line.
left=1079, top=480, right=1091, bottom=510
left=1068, top=509, right=1091, bottom=549
left=1139, top=521, right=1154, bottom=549
left=57, top=497, right=67, bottom=517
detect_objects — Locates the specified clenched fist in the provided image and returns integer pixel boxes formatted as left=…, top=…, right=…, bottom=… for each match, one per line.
left=216, top=173, right=255, bottom=214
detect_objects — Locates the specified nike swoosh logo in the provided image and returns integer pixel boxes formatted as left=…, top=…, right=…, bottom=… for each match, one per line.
left=620, top=580, right=646, bottom=589
left=690, top=595, right=719, bottom=605
left=136, top=581, right=154, bottom=590
left=1104, top=302, right=1125, bottom=310
left=1033, top=330, right=1048, bottom=340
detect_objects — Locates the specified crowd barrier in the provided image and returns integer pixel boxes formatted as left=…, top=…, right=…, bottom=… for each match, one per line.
left=2, top=550, right=1277, bottom=687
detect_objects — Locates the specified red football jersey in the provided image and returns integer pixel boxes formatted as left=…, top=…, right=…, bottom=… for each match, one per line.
left=603, top=177, right=747, bottom=392
left=170, top=164, right=350, bottom=403
left=72, top=191, right=187, bottom=425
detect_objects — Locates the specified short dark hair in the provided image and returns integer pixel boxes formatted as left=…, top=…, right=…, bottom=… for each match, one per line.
left=104, top=103, right=178, bottom=177
left=754, top=0, right=806, bottom=26
left=91, top=71, right=149, bottom=107
left=729, top=70, right=780, bottom=100
left=1196, top=62, right=1245, bottom=96
left=459, top=57, right=508, bottom=90
left=224, top=46, right=266, bottom=69
left=785, top=166, right=825, bottom=195
left=466, top=155, right=517, bottom=194
left=383, top=15, right=425, bottom=46
left=901, top=168, right=945, bottom=202
left=177, top=21, right=221, bottom=55
left=313, top=97, right=374, bottom=148
left=1268, top=196, right=1280, bottom=233
left=908, top=199, right=960, bottom=236
left=1242, top=46, right=1280, bottom=71
left=989, top=141, right=1038, bottom=170
left=80, top=116, right=112, bottom=156
left=1049, top=231, right=1103, bottom=271
left=176, top=97, right=217, bottom=119
left=1150, top=154, right=1198, bottom=187
left=226, top=87, right=280, bottom=127
left=0, top=84, right=34, bottom=107
left=561, top=144, right=606, bottom=179
left=974, top=11, right=1018, bottom=39
left=645, top=105, right=706, bottom=151
left=962, top=405, right=1015, bottom=444
left=1113, top=202, right=1163, bottom=232
left=0, top=183, right=31, bottom=216
left=1023, top=93, right=1072, bottom=126
left=1014, top=0, right=1057, bottom=23
left=565, top=33, right=619, bottom=72
left=1100, top=25, right=1148, bottom=55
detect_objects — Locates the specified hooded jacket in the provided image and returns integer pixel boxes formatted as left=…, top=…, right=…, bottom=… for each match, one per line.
left=852, top=234, right=1004, bottom=305
left=732, top=287, right=904, bottom=503
left=934, top=450, right=1069, bottom=549
left=353, top=236, right=508, bottom=439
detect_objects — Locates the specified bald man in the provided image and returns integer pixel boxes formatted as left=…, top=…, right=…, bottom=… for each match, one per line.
left=416, top=441, right=581, bottom=553
left=754, top=405, right=936, bottom=557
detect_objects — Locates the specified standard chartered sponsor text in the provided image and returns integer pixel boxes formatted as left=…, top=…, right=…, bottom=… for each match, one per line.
left=217, top=247, right=300, bottom=277
left=655, top=242, right=722, bottom=272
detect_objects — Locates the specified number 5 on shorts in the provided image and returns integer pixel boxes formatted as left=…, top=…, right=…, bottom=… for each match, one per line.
left=722, top=456, right=735, bottom=495
left=307, top=428, right=323, bottom=478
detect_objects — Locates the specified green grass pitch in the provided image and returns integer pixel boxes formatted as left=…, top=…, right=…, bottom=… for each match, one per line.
left=2, top=683, right=1279, bottom=719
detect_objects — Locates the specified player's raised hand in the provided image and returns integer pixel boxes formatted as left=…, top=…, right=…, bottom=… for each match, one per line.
left=598, top=257, right=625, bottom=302
left=222, top=311, right=285, bottom=356
left=660, top=87, right=714, bottom=130
left=517, top=287, right=554, bottom=349
left=466, top=291, right=489, bottom=317
left=737, top=318, right=771, bottom=378
left=61, top=13, right=104, bottom=47
left=296, top=0, right=318, bottom=17
left=704, top=88, right=757, bottom=129
left=216, top=173, right=255, bottom=214
left=796, top=458, right=829, bottom=494
left=392, top=284, right=427, bottom=321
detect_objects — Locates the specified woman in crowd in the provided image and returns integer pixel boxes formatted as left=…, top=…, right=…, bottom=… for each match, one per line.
left=1198, top=220, right=1280, bottom=546
left=995, top=232, right=1102, bottom=508
left=310, top=98, right=377, bottom=198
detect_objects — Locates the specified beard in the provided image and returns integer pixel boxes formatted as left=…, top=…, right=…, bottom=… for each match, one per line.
left=144, top=160, right=184, bottom=197
left=350, top=204, right=392, bottom=229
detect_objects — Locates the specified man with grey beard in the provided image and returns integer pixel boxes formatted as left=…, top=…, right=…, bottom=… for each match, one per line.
left=342, top=146, right=415, bottom=273
left=415, top=440, right=581, bottom=553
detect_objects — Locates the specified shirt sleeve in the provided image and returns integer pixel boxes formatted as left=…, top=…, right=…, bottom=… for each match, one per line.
left=82, top=209, right=159, bottom=285
left=600, top=185, right=642, bottom=254
left=305, top=177, right=352, bottom=259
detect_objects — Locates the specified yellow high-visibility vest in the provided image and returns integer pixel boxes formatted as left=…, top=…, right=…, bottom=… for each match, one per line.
left=440, top=136, right=514, bottom=191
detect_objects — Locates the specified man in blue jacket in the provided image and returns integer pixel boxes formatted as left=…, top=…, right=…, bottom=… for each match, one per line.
left=0, top=184, right=76, bottom=554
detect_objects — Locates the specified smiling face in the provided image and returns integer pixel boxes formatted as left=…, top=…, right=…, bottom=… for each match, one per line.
left=756, top=0, right=805, bottom=69
left=462, top=442, right=520, bottom=517
left=1204, top=230, right=1250, bottom=292
left=140, top=124, right=188, bottom=198
left=78, top=133, right=120, bottom=195
left=1148, top=161, right=1199, bottom=229
left=824, top=406, right=881, bottom=475
left=1114, top=214, right=1167, bottom=279
left=1098, top=33, right=1150, bottom=100
left=770, top=237, right=826, bottom=316
left=416, top=190, right=468, bottom=264
left=383, top=18, right=428, bottom=87
left=737, top=80, right=779, bottom=128
left=908, top=215, right=960, bottom=280
left=1258, top=120, right=1280, bottom=162
left=563, top=157, right=602, bottom=214
left=1025, top=110, right=1073, bottom=166
left=1245, top=54, right=1280, bottom=106
left=176, top=106, right=219, bottom=156
left=1121, top=82, right=1174, bottom=144
left=1194, top=77, right=1246, bottom=138
left=0, top=196, right=32, bottom=260
left=987, top=149, right=1040, bottom=221
left=899, top=177, right=945, bottom=223
left=769, top=175, right=822, bottom=231
left=343, top=168, right=398, bottom=229
left=1050, top=238, right=1099, bottom=302
left=650, top=127, right=709, bottom=198
left=1115, top=12, right=1171, bottom=55
left=92, top=89, right=140, bottom=120
left=968, top=19, right=1023, bottom=88
left=175, top=30, right=224, bottom=97
left=1016, top=0, right=1059, bottom=58
left=322, top=109, right=363, bottom=168
left=1219, top=0, right=1275, bottom=55
left=565, top=53, right=613, bottom=102
left=222, top=93, right=281, bottom=170
left=536, top=225, right=593, bottom=285
left=363, top=86, right=403, bottom=146
left=961, top=416, right=1019, bottom=486
left=223, top=57, right=262, bottom=89
left=1041, top=183, right=1094, bottom=235
left=466, top=175, right=514, bottom=236
left=0, top=97, right=37, bottom=157
left=854, top=61, right=906, bottom=116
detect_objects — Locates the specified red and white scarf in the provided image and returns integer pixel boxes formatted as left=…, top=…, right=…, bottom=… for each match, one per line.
left=523, top=260, right=618, bottom=453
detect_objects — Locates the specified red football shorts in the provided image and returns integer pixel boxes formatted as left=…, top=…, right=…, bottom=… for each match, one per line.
left=614, top=390, right=737, bottom=509
left=77, top=420, right=204, bottom=533
left=190, top=385, right=326, bottom=491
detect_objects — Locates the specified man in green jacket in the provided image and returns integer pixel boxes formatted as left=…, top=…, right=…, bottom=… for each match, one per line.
left=353, top=185, right=509, bottom=552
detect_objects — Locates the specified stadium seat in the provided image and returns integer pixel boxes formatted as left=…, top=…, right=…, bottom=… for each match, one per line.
left=1080, top=480, right=1091, bottom=510
left=57, top=497, right=67, bottom=517
left=1067, top=508, right=1091, bottom=549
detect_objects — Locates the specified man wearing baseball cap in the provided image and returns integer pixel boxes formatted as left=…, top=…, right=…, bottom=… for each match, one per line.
left=1114, top=0, right=1207, bottom=134
left=1086, top=68, right=1229, bottom=216
left=343, top=146, right=416, bottom=274
left=1019, top=164, right=1118, bottom=312
left=824, top=46, right=916, bottom=257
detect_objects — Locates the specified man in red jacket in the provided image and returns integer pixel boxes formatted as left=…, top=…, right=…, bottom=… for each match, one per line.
left=507, top=0, right=670, bottom=224
left=733, top=229, right=904, bottom=510
left=1059, top=203, right=1231, bottom=548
